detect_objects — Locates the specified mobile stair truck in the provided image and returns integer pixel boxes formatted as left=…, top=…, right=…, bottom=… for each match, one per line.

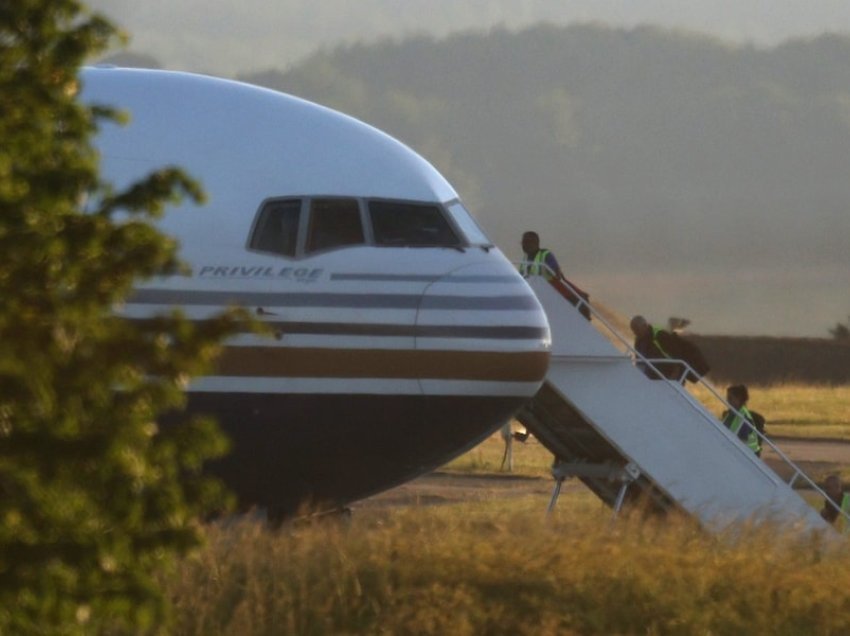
left=518, top=272, right=845, bottom=533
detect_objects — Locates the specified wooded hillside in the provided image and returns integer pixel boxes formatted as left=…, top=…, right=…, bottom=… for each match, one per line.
left=242, top=25, right=850, bottom=281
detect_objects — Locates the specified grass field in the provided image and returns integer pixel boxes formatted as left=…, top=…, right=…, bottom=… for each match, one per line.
left=165, top=383, right=850, bottom=634
left=446, top=429, right=554, bottom=477
left=170, top=498, right=850, bottom=635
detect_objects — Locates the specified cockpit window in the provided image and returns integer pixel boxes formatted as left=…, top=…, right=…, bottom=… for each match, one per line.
left=249, top=198, right=301, bottom=257
left=446, top=201, right=492, bottom=247
left=249, top=197, right=467, bottom=257
left=369, top=201, right=461, bottom=247
left=306, top=198, right=365, bottom=253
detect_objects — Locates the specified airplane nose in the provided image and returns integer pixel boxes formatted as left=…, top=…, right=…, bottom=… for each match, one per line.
left=187, top=259, right=551, bottom=517
left=415, top=261, right=551, bottom=398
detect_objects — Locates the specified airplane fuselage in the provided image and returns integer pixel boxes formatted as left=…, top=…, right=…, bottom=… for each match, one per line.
left=82, top=67, right=551, bottom=514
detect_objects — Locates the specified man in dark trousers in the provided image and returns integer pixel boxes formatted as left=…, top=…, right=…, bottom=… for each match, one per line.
left=629, top=315, right=709, bottom=382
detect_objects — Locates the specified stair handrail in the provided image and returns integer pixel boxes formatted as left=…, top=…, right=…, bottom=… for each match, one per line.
left=520, top=264, right=849, bottom=527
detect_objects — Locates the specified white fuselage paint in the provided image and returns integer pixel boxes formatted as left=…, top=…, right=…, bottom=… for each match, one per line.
left=81, top=67, right=551, bottom=512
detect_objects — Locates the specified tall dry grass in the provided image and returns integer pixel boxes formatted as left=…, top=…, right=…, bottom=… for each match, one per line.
left=169, top=502, right=850, bottom=635
left=165, top=383, right=850, bottom=634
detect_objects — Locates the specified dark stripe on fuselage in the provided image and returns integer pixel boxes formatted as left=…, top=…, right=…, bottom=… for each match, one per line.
left=266, top=321, right=547, bottom=340
left=215, top=347, right=549, bottom=381
left=128, top=289, right=539, bottom=310
left=329, top=273, right=521, bottom=283
left=127, top=318, right=547, bottom=340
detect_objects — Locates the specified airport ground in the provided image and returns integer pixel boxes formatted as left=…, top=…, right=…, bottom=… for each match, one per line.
left=353, top=431, right=850, bottom=513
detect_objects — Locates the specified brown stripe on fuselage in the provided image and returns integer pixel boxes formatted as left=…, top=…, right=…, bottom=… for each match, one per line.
left=215, top=347, right=550, bottom=382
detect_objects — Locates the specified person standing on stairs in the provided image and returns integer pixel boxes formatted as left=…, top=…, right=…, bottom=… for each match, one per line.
left=629, top=315, right=709, bottom=383
left=519, top=230, right=590, bottom=320
left=721, top=384, right=762, bottom=456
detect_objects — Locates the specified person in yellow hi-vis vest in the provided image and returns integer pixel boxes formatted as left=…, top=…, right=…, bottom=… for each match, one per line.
left=519, top=230, right=591, bottom=320
left=821, top=474, right=850, bottom=530
left=519, top=231, right=562, bottom=279
left=721, top=384, right=761, bottom=456
left=629, top=315, right=710, bottom=384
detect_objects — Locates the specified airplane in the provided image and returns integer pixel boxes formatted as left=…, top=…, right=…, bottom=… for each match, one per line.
left=81, top=66, right=552, bottom=517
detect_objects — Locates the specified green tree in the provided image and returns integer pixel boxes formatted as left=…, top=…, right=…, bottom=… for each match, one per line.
left=829, top=318, right=850, bottom=341
left=0, top=1, right=243, bottom=633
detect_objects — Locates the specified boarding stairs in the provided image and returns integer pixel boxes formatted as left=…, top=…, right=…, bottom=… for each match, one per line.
left=518, top=273, right=845, bottom=532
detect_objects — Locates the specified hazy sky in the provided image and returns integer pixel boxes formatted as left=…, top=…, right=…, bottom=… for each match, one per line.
left=88, top=0, right=850, bottom=75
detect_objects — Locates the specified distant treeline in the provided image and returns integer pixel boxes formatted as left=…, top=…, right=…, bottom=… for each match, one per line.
left=688, top=335, right=850, bottom=385
left=239, top=24, right=850, bottom=277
